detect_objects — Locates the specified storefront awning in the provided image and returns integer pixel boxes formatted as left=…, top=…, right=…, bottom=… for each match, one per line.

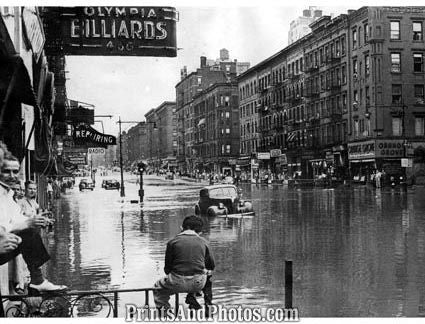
left=0, top=55, right=38, bottom=108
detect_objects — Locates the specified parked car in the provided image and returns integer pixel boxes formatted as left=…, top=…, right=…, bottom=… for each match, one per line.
left=79, top=178, right=94, bottom=191
left=194, top=184, right=254, bottom=217
left=102, top=179, right=120, bottom=190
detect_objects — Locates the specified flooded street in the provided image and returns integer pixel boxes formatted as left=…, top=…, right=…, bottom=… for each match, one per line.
left=45, top=174, right=425, bottom=317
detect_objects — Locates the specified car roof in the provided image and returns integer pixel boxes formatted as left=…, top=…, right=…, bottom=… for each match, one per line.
left=201, top=184, right=237, bottom=190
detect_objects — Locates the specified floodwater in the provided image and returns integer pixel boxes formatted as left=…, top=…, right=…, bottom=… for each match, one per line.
left=45, top=174, right=425, bottom=317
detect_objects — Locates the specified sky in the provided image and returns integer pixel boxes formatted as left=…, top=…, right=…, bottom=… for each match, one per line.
left=63, top=3, right=357, bottom=135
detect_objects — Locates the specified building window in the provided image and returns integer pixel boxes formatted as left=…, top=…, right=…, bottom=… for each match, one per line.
left=352, top=29, right=357, bottom=48
left=364, top=23, right=369, bottom=42
left=391, top=53, right=401, bottom=72
left=414, top=53, right=424, bottom=72
left=390, top=21, right=400, bottom=40
left=413, top=22, right=423, bottom=41
left=342, top=93, right=347, bottom=112
left=226, top=145, right=231, bottom=154
left=392, top=84, right=402, bottom=104
left=341, top=36, right=346, bottom=55
left=354, top=119, right=359, bottom=138
left=365, top=55, right=370, bottom=76
left=225, top=128, right=230, bottom=134
left=365, top=86, right=370, bottom=106
left=353, top=59, right=358, bottom=77
left=353, top=90, right=359, bottom=108
left=415, top=117, right=425, bottom=136
left=342, top=65, right=347, bottom=83
left=415, top=84, right=425, bottom=103
left=392, top=117, right=402, bottom=136
left=225, top=111, right=230, bottom=118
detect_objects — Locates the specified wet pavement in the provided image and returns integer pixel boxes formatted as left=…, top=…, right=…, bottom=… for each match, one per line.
left=45, top=173, right=425, bottom=316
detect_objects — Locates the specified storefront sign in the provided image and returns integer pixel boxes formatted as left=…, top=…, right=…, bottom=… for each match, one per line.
left=401, top=158, right=413, bottom=167
left=275, top=154, right=287, bottom=164
left=375, top=140, right=404, bottom=158
left=51, top=7, right=178, bottom=57
left=348, top=141, right=375, bottom=160
left=349, top=139, right=405, bottom=160
left=257, top=152, right=270, bottom=160
left=74, top=124, right=117, bottom=146
left=270, top=149, right=281, bottom=158
left=88, top=147, right=106, bottom=155
left=64, top=152, right=87, bottom=165
left=22, top=7, right=45, bottom=62
left=228, top=159, right=237, bottom=165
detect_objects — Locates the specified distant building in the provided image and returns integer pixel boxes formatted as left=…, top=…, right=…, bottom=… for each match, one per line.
left=176, top=49, right=249, bottom=173
left=288, top=7, right=322, bottom=45
left=145, top=101, right=177, bottom=171
left=192, top=82, right=240, bottom=174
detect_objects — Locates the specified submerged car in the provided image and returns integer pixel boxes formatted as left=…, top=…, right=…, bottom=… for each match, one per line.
left=102, top=179, right=120, bottom=190
left=194, top=184, right=254, bottom=217
left=79, top=178, right=94, bottom=191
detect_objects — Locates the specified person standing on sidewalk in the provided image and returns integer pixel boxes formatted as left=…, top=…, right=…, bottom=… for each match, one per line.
left=153, top=215, right=215, bottom=311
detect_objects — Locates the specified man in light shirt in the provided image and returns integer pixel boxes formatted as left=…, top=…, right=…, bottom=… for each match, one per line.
left=0, top=141, right=67, bottom=293
left=19, top=181, right=40, bottom=218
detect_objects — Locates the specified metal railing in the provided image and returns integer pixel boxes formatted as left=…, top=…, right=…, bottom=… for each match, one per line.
left=1, top=287, right=179, bottom=318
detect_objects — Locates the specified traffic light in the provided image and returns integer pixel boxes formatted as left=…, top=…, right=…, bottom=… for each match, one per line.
left=137, top=162, right=146, bottom=173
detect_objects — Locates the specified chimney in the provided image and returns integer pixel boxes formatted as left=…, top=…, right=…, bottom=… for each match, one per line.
left=347, top=9, right=356, bottom=15
left=200, top=56, right=207, bottom=68
left=180, top=66, right=187, bottom=80
left=314, top=10, right=322, bottom=18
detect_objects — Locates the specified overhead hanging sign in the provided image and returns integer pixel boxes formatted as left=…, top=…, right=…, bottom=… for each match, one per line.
left=74, top=124, right=117, bottom=146
left=49, top=6, right=178, bottom=57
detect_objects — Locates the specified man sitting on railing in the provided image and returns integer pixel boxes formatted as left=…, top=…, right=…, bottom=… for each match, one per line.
left=0, top=141, right=67, bottom=294
left=153, top=215, right=215, bottom=312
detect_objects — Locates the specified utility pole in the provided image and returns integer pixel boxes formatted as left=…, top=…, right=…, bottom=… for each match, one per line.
left=118, top=117, right=125, bottom=197
left=117, top=119, right=156, bottom=201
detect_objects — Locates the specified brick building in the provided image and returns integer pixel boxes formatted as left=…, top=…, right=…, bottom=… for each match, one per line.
left=238, top=6, right=425, bottom=182
left=144, top=101, right=177, bottom=171
left=175, top=50, right=249, bottom=174
left=192, top=82, right=240, bottom=174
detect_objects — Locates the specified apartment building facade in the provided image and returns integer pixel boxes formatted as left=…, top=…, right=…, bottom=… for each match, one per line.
left=238, top=6, right=425, bottom=182
left=192, top=82, right=239, bottom=174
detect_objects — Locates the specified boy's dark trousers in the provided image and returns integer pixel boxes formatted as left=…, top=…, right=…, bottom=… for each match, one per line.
left=185, top=275, right=212, bottom=316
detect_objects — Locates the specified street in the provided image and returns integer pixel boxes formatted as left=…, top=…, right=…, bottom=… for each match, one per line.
left=43, top=174, right=425, bottom=316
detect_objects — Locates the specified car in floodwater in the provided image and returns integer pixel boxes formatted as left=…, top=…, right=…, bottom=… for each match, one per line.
left=194, top=184, right=254, bottom=217
left=79, top=178, right=94, bottom=191
left=102, top=179, right=120, bottom=190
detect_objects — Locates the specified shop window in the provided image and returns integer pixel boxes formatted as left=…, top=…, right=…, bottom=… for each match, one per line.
left=413, top=53, right=424, bottom=72
left=415, top=117, right=425, bottom=136
left=392, top=84, right=402, bottom=104
left=392, top=117, right=402, bottom=136
left=391, top=53, right=401, bottom=72
left=413, top=22, right=423, bottom=41
left=390, top=21, right=400, bottom=40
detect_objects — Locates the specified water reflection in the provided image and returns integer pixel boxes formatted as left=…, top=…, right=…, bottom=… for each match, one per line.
left=48, top=179, right=425, bottom=316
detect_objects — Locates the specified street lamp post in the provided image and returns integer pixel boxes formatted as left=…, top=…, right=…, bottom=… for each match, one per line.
left=117, top=118, right=156, bottom=200
left=118, top=117, right=125, bottom=197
